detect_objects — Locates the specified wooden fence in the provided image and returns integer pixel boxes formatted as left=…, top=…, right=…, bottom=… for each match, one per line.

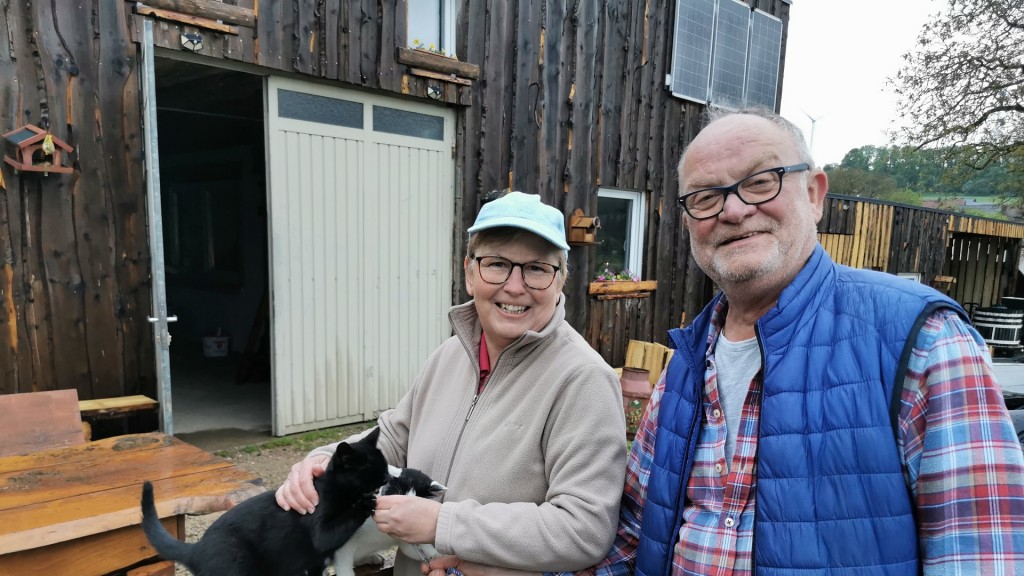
left=819, top=194, right=1024, bottom=310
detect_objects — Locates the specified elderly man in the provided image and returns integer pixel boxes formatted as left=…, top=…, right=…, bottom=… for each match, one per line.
left=589, top=108, right=1024, bottom=575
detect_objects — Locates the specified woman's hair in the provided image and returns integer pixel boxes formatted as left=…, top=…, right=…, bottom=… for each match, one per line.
left=466, top=227, right=569, bottom=281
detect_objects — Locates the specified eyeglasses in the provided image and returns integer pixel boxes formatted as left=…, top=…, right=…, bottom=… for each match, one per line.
left=678, top=163, right=811, bottom=220
left=473, top=256, right=561, bottom=290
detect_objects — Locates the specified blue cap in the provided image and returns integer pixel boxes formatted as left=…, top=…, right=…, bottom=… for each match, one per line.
left=468, top=192, right=570, bottom=251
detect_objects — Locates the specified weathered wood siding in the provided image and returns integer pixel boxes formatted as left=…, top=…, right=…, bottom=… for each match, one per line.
left=0, top=2, right=152, bottom=398
left=137, top=0, right=792, bottom=357
left=0, top=0, right=794, bottom=392
left=137, top=0, right=471, bottom=105
left=456, top=0, right=791, bottom=355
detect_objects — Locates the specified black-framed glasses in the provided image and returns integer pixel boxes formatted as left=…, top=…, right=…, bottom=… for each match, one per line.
left=678, top=163, right=811, bottom=220
left=473, top=256, right=561, bottom=290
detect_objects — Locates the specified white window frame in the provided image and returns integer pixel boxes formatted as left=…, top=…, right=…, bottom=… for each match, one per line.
left=597, top=188, right=647, bottom=278
left=408, top=0, right=458, bottom=58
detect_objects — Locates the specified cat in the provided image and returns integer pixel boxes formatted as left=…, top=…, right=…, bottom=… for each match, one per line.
left=332, top=465, right=447, bottom=576
left=140, top=428, right=388, bottom=576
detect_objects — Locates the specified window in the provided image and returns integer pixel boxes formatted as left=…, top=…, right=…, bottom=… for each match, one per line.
left=373, top=106, right=445, bottom=140
left=668, top=0, right=783, bottom=110
left=408, top=0, right=458, bottom=57
left=596, top=189, right=647, bottom=279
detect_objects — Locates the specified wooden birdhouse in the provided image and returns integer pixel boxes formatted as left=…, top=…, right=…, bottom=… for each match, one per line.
left=568, top=208, right=600, bottom=245
left=3, top=124, right=74, bottom=175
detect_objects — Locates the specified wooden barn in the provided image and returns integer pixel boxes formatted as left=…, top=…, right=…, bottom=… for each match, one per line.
left=0, top=0, right=797, bottom=435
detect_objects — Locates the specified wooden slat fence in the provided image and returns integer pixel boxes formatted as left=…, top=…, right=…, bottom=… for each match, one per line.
left=819, top=194, right=1024, bottom=312
left=945, top=235, right=1021, bottom=310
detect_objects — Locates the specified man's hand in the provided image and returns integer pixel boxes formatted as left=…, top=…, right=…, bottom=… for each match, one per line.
left=275, top=455, right=330, bottom=514
left=374, top=494, right=441, bottom=543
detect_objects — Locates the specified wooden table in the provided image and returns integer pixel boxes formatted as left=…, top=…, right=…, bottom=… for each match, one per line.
left=0, top=433, right=265, bottom=575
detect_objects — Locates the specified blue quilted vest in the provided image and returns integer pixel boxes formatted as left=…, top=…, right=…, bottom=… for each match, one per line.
left=636, top=246, right=965, bottom=576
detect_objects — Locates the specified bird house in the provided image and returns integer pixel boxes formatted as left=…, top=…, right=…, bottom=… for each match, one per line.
left=3, top=124, right=74, bottom=175
left=568, top=208, right=600, bottom=245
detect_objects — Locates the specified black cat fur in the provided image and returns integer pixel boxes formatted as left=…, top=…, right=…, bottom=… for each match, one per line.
left=141, top=428, right=387, bottom=576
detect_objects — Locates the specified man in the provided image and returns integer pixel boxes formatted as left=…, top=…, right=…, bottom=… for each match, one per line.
left=592, top=108, right=1024, bottom=575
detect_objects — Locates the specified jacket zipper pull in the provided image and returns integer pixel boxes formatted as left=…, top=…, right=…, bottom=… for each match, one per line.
left=465, top=395, right=479, bottom=422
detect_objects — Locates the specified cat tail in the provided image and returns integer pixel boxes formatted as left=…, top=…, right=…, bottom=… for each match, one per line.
left=141, top=481, right=196, bottom=565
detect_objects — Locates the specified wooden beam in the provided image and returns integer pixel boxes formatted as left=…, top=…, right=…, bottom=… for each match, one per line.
left=397, top=47, right=480, bottom=79
left=134, top=5, right=240, bottom=35
left=78, top=395, right=158, bottom=419
left=408, top=67, right=473, bottom=86
left=132, top=0, right=256, bottom=28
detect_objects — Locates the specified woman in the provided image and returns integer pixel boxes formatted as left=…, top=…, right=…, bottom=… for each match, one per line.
left=276, top=191, right=627, bottom=576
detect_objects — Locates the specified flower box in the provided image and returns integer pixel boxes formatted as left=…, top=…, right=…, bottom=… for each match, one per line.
left=588, top=280, right=658, bottom=295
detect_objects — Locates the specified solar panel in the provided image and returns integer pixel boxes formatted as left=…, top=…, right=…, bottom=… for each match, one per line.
left=710, top=0, right=750, bottom=109
left=744, top=9, right=783, bottom=109
left=670, top=0, right=716, bottom=103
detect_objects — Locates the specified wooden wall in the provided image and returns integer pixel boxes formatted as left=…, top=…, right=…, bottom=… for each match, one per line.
left=0, top=0, right=796, bottom=394
left=0, top=2, right=152, bottom=398
left=455, top=0, right=791, bottom=352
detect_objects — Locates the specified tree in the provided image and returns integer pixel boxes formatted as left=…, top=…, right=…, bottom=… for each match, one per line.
left=891, top=0, right=1024, bottom=205
left=825, top=167, right=901, bottom=199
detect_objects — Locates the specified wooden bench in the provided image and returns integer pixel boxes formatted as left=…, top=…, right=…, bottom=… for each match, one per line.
left=78, top=395, right=158, bottom=440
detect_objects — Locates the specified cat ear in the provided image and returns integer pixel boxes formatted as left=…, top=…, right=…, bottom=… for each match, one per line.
left=429, top=481, right=447, bottom=497
left=362, top=427, right=381, bottom=447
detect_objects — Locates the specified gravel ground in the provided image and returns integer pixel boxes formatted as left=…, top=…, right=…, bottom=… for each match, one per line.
left=170, top=422, right=376, bottom=576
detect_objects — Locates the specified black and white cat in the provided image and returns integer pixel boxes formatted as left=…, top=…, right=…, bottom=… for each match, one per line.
left=140, top=428, right=388, bottom=576
left=332, top=465, right=447, bottom=576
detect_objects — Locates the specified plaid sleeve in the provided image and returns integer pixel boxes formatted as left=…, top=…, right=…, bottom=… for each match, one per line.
left=568, top=368, right=666, bottom=576
left=899, top=309, right=1024, bottom=574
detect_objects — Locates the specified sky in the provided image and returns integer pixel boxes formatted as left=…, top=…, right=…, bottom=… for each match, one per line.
left=779, top=0, right=940, bottom=166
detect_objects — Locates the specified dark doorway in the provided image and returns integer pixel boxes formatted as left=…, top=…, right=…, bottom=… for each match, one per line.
left=154, top=58, right=271, bottom=436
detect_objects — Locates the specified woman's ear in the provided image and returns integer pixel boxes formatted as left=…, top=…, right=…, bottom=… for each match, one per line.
left=464, top=257, right=475, bottom=296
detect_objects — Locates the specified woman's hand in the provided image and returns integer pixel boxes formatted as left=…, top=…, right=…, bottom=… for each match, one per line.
left=422, top=554, right=462, bottom=576
left=421, top=557, right=540, bottom=576
left=275, top=455, right=330, bottom=514
left=374, top=494, right=441, bottom=543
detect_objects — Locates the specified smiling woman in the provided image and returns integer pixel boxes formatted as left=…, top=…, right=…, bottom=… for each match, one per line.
left=276, top=191, right=627, bottom=576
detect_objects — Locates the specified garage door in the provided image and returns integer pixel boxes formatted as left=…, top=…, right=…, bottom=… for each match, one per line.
left=266, top=77, right=455, bottom=435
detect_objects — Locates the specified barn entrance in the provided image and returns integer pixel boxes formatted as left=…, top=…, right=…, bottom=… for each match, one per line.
left=144, top=52, right=457, bottom=438
left=153, top=56, right=272, bottom=437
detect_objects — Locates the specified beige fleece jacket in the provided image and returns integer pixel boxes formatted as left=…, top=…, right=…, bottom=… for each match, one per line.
left=310, top=295, right=626, bottom=576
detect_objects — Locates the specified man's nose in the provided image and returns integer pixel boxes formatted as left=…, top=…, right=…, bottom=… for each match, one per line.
left=718, top=190, right=756, bottom=221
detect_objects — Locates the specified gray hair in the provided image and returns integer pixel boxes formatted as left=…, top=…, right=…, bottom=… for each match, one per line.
left=678, top=106, right=816, bottom=173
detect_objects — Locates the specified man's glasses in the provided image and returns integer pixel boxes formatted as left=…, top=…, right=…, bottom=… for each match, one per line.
left=678, top=163, right=811, bottom=220
left=474, top=256, right=560, bottom=290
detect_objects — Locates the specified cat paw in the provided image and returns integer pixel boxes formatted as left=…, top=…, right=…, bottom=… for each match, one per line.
left=353, top=495, right=376, bottom=517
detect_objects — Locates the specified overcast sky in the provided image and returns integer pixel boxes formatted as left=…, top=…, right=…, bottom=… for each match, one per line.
left=779, top=0, right=940, bottom=166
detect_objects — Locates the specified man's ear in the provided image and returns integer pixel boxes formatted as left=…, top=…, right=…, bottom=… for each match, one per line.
left=807, top=169, right=829, bottom=223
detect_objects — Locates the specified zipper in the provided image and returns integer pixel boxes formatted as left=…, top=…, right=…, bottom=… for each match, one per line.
left=442, top=393, right=480, bottom=492
left=750, top=323, right=767, bottom=576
